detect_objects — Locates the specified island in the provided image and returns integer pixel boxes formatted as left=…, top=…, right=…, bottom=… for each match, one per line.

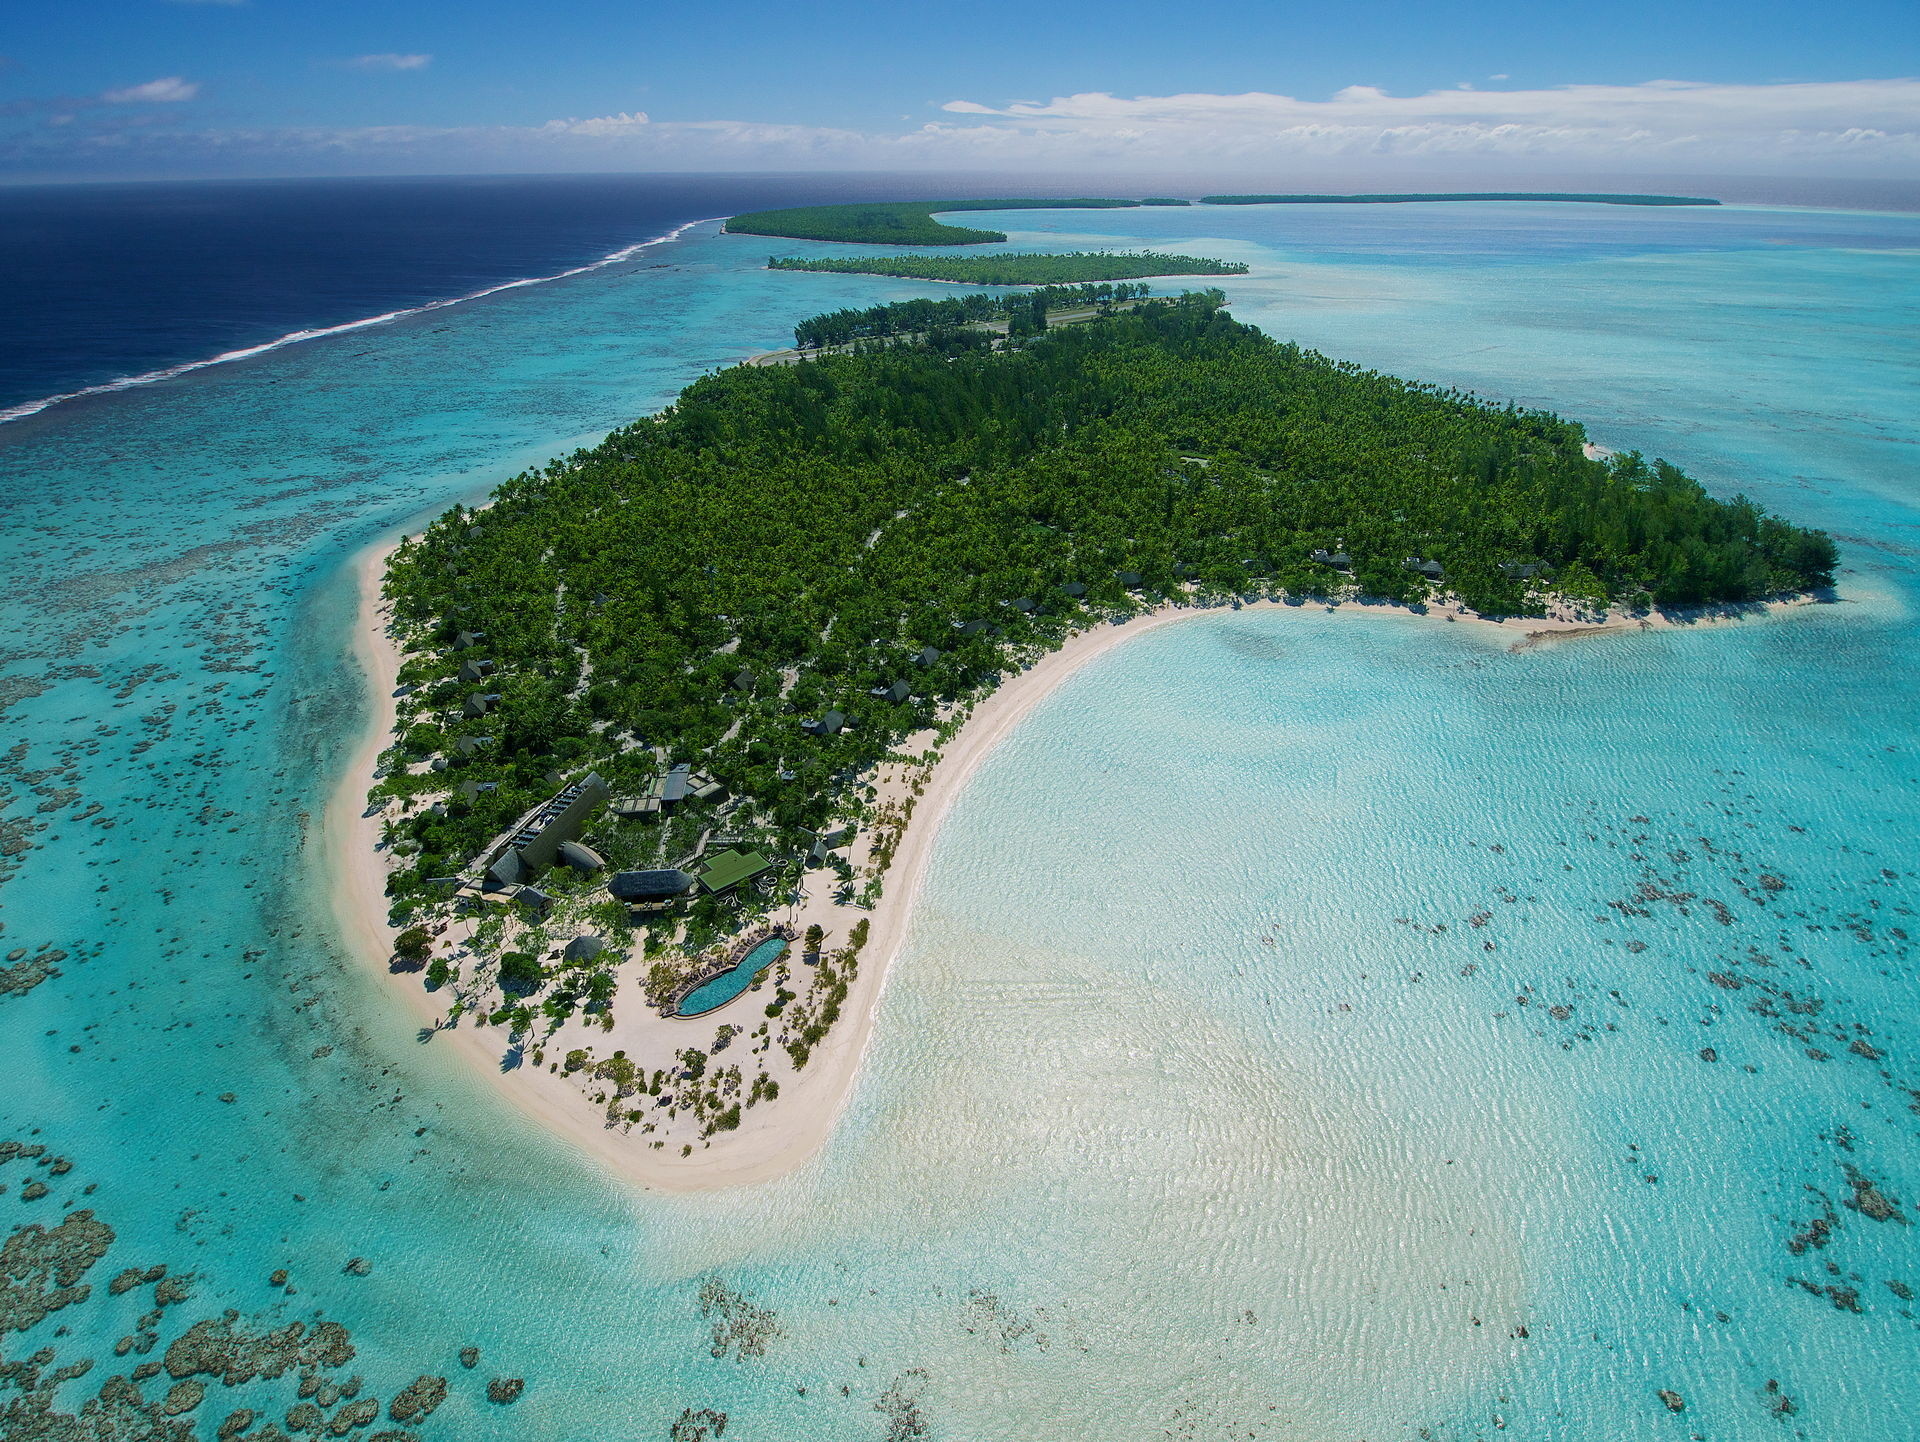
left=346, top=289, right=1833, bottom=1188
left=766, top=250, right=1249, bottom=285
left=1201, top=191, right=1720, bottom=206
left=724, top=198, right=1144, bottom=245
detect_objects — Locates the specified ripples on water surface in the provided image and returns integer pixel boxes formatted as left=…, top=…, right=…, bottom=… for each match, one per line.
left=0, top=195, right=1916, bottom=1439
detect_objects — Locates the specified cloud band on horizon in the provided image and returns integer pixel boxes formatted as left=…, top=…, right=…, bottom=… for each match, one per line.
left=4, top=76, right=1917, bottom=176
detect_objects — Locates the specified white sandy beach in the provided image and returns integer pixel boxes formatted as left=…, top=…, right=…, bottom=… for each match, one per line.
left=328, top=537, right=1821, bottom=1191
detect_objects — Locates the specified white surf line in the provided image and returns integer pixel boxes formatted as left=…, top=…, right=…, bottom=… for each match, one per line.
left=0, top=216, right=726, bottom=427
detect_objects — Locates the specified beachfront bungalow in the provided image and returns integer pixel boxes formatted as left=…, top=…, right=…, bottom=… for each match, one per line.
left=1240, top=557, right=1271, bottom=577
left=463, top=692, right=500, bottom=719
left=458, top=779, right=500, bottom=801
left=458, top=658, right=496, bottom=682
left=563, top=935, right=604, bottom=963
left=952, top=619, right=991, bottom=638
left=698, top=848, right=775, bottom=895
left=802, top=710, right=847, bottom=737
left=1404, top=557, right=1446, bottom=580
left=1006, top=596, right=1036, bottom=614
left=1056, top=581, right=1087, bottom=599
left=455, top=734, right=492, bottom=756
left=452, top=630, right=487, bottom=651
left=1310, top=549, right=1352, bottom=570
left=868, top=679, right=911, bottom=704
left=608, top=868, right=695, bottom=903
left=915, top=645, right=942, bottom=666
left=1117, top=570, right=1145, bottom=590
left=1500, top=561, right=1547, bottom=579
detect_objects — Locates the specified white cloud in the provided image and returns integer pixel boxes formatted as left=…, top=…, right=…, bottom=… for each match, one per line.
left=540, top=110, right=650, bottom=134
left=101, top=77, right=199, bottom=103
left=349, top=53, right=433, bottom=71
left=15, top=76, right=1920, bottom=178
left=922, top=78, right=1920, bottom=169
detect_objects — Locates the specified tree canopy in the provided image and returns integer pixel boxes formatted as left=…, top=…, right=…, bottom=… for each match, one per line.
left=724, top=198, right=1142, bottom=245
left=378, top=294, right=1831, bottom=907
left=767, top=250, right=1247, bottom=285
left=1200, top=192, right=1718, bottom=206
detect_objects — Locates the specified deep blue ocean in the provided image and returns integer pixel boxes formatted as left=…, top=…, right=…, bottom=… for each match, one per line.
left=1, top=179, right=1917, bottom=1440
left=0, top=171, right=1102, bottom=416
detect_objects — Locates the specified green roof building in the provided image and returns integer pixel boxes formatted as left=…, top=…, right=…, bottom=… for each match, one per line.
left=699, top=848, right=774, bottom=894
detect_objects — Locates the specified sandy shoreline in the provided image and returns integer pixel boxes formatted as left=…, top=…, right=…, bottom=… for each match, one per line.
left=328, top=537, right=1821, bottom=1191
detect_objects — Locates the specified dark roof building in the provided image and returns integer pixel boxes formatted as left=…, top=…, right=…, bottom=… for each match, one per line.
left=915, top=645, right=942, bottom=666
left=608, top=868, right=695, bottom=902
left=803, top=710, right=846, bottom=737
left=559, top=840, right=605, bottom=873
left=453, top=630, right=487, bottom=650
left=1117, top=571, right=1145, bottom=590
left=1310, top=548, right=1352, bottom=570
left=505, top=772, right=611, bottom=873
left=869, top=679, right=911, bottom=703
left=458, top=658, right=496, bottom=682
left=659, top=763, right=692, bottom=806
left=1404, top=557, right=1445, bottom=580
left=563, top=935, right=605, bottom=963
left=483, top=851, right=526, bottom=890
left=1057, top=581, right=1087, bottom=598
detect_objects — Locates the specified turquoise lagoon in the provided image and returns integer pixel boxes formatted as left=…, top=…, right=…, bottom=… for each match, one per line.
left=1, top=199, right=1917, bottom=1439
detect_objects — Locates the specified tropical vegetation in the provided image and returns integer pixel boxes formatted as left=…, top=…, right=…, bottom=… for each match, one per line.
left=724, top=198, right=1141, bottom=245
left=767, top=250, right=1247, bottom=285
left=377, top=293, right=1831, bottom=912
left=1201, top=192, right=1718, bottom=206
left=789, top=283, right=1157, bottom=350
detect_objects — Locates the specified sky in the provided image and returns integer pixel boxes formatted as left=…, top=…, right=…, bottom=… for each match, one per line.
left=3, top=0, right=1918, bottom=180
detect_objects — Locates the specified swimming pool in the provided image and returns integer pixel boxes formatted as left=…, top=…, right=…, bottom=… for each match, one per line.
left=674, top=935, right=789, bottom=1017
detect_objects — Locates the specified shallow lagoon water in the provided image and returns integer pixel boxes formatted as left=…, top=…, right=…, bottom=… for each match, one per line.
left=1, top=198, right=1916, bottom=1439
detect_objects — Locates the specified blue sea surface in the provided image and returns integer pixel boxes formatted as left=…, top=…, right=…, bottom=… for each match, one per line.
left=0, top=171, right=1108, bottom=418
left=0, top=191, right=1916, bottom=1439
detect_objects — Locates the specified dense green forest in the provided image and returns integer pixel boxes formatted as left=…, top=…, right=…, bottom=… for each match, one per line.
left=378, top=295, right=1832, bottom=910
left=724, top=198, right=1141, bottom=245
left=767, top=250, right=1248, bottom=285
left=1201, top=192, right=1719, bottom=206
left=790, top=283, right=1159, bottom=349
